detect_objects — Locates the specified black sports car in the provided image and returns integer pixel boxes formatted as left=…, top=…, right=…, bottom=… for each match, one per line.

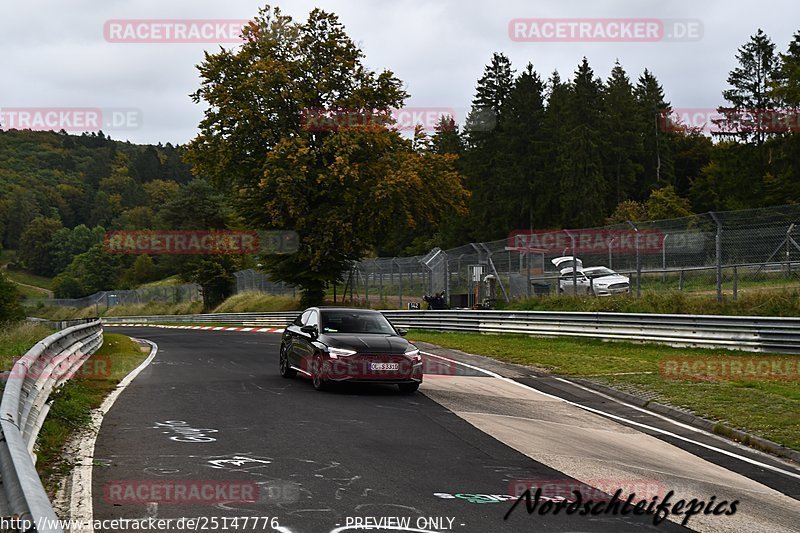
left=279, top=307, right=423, bottom=393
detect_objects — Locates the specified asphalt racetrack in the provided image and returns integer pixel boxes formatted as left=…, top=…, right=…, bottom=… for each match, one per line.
left=94, top=327, right=800, bottom=532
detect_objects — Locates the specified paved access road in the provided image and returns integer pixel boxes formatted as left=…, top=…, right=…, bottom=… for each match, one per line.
left=94, top=327, right=799, bottom=532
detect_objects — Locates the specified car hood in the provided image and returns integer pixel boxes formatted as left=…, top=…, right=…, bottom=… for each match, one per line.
left=591, top=274, right=630, bottom=285
left=319, top=334, right=410, bottom=354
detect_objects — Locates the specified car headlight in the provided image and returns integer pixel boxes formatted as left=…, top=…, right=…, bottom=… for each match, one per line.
left=327, top=346, right=357, bottom=358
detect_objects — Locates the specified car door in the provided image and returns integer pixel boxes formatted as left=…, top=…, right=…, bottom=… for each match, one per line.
left=287, top=310, right=312, bottom=369
left=294, top=310, right=318, bottom=373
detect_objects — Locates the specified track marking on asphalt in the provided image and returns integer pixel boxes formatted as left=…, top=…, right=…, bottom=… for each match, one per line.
left=330, top=526, right=439, bottom=533
left=553, top=375, right=800, bottom=466
left=421, top=351, right=800, bottom=481
left=70, top=339, right=160, bottom=533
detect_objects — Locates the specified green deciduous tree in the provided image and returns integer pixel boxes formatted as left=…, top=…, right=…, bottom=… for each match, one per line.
left=18, top=217, right=64, bottom=276
left=0, top=272, right=24, bottom=323
left=185, top=6, right=467, bottom=305
left=645, top=185, right=694, bottom=220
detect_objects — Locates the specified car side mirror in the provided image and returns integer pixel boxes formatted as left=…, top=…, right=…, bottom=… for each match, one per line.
left=396, top=328, right=408, bottom=337
left=300, top=325, right=318, bottom=337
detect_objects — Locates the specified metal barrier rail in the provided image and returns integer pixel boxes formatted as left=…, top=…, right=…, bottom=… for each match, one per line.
left=103, top=310, right=800, bottom=353
left=1, top=320, right=103, bottom=532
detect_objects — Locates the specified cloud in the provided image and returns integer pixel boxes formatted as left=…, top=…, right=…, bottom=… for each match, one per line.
left=1, top=0, right=797, bottom=144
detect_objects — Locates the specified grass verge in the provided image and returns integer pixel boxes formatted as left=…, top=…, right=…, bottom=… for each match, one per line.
left=4, top=269, right=55, bottom=291
left=408, top=330, right=800, bottom=451
left=505, top=288, right=800, bottom=317
left=211, top=292, right=299, bottom=313
left=34, top=333, right=149, bottom=492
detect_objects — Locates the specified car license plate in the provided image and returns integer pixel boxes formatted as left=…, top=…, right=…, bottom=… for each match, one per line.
left=370, top=362, right=399, bottom=371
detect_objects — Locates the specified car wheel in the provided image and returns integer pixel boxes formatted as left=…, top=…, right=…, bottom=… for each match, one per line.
left=279, top=345, right=296, bottom=378
left=398, top=382, right=420, bottom=394
left=311, top=354, right=329, bottom=391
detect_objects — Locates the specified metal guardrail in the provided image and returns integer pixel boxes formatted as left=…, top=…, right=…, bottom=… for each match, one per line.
left=1, top=320, right=103, bottom=532
left=103, top=310, right=800, bottom=353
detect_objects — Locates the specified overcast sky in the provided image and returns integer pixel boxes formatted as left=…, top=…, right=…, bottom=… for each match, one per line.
left=2, top=0, right=798, bottom=145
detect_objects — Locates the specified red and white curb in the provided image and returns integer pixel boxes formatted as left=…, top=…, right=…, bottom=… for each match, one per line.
left=104, top=323, right=285, bottom=333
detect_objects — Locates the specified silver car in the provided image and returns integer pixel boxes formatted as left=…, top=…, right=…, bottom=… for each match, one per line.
left=553, top=257, right=630, bottom=296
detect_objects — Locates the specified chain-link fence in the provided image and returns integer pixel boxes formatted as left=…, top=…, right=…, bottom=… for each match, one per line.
left=40, top=283, right=202, bottom=310
left=347, top=204, right=800, bottom=308
left=35, top=204, right=800, bottom=310
left=234, top=269, right=296, bottom=297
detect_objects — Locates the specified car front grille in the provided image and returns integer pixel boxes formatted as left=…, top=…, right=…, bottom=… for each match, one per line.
left=608, top=283, right=629, bottom=290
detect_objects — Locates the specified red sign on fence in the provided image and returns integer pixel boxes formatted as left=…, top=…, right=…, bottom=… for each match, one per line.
left=508, top=229, right=665, bottom=255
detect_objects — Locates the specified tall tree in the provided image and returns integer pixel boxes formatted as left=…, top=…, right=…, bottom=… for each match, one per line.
left=462, top=53, right=515, bottom=240
left=602, top=61, right=643, bottom=209
left=715, top=29, right=780, bottom=145
left=496, top=63, right=547, bottom=231
left=771, top=31, right=800, bottom=107
left=558, top=59, right=607, bottom=227
left=539, top=70, right=571, bottom=224
left=186, top=7, right=467, bottom=305
left=634, top=69, right=673, bottom=197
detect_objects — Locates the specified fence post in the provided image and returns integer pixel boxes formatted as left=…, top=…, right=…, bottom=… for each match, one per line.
left=526, top=253, right=531, bottom=299
left=564, top=230, right=577, bottom=294
left=662, top=234, right=669, bottom=283
left=608, top=237, right=616, bottom=270
left=627, top=221, right=641, bottom=299
left=393, top=259, right=403, bottom=309
left=733, top=266, right=738, bottom=301
left=709, top=212, right=723, bottom=303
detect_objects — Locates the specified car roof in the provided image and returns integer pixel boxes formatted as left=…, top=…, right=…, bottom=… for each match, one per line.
left=313, top=307, right=381, bottom=313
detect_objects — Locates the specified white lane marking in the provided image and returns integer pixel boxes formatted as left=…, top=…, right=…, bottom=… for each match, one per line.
left=421, top=351, right=800, bottom=481
left=70, top=340, right=160, bottom=532
left=553, top=375, right=800, bottom=462
left=330, top=526, right=438, bottom=533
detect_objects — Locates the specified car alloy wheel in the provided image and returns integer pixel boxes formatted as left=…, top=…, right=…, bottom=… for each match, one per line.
left=312, top=354, right=328, bottom=391
left=279, top=345, right=296, bottom=378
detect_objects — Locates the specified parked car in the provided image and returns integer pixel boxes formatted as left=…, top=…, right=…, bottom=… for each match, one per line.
left=552, top=257, right=630, bottom=296
left=279, top=307, right=423, bottom=393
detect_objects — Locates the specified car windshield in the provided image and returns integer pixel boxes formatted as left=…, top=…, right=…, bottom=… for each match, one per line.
left=320, top=311, right=397, bottom=335
left=585, top=267, right=616, bottom=278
